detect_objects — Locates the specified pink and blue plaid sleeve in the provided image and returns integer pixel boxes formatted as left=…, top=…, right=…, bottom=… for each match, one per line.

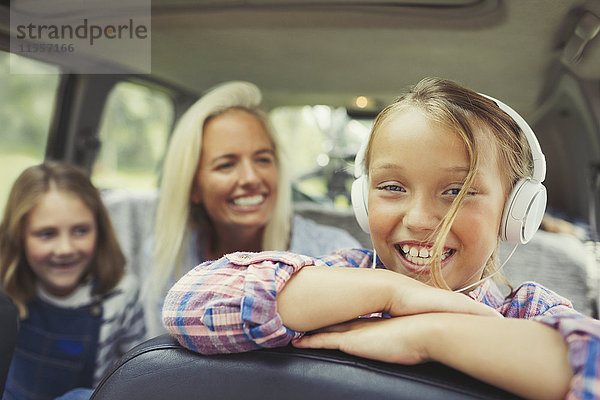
left=503, top=282, right=600, bottom=399
left=536, top=313, right=600, bottom=400
left=162, top=251, right=317, bottom=354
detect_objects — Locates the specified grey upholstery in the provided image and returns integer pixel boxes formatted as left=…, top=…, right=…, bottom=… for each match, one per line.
left=499, top=231, right=594, bottom=315
left=91, top=335, right=523, bottom=400
left=101, top=189, right=158, bottom=278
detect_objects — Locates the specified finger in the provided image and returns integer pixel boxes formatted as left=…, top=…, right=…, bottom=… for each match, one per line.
left=291, top=333, right=342, bottom=350
left=410, top=288, right=503, bottom=318
left=451, top=296, right=502, bottom=318
left=313, top=318, right=381, bottom=334
left=312, top=325, right=350, bottom=334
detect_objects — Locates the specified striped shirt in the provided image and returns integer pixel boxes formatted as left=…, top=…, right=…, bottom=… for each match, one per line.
left=163, top=248, right=600, bottom=400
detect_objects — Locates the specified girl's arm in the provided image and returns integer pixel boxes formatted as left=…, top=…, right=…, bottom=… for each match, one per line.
left=163, top=251, right=320, bottom=354
left=277, top=263, right=499, bottom=332
left=162, top=249, right=498, bottom=354
left=428, top=315, right=572, bottom=400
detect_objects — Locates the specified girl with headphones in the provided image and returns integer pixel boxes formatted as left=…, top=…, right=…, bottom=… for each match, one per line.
left=163, top=78, right=600, bottom=400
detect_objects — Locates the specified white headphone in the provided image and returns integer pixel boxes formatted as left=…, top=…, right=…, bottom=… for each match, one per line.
left=350, top=94, right=547, bottom=245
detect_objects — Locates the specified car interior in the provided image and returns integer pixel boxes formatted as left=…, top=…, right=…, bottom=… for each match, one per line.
left=1, top=0, right=600, bottom=398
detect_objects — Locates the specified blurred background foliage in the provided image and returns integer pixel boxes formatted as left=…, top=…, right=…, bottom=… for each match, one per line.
left=91, top=81, right=174, bottom=190
left=0, top=52, right=59, bottom=212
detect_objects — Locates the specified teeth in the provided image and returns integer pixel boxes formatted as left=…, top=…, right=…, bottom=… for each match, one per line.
left=233, top=195, right=264, bottom=206
left=400, top=244, right=452, bottom=265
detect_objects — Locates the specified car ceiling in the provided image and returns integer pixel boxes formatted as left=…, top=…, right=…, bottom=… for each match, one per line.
left=146, top=0, right=600, bottom=117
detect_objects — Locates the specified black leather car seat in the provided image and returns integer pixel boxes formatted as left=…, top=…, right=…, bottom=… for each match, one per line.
left=91, top=335, right=523, bottom=400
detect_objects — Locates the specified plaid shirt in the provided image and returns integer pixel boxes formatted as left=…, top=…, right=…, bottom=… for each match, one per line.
left=163, top=248, right=600, bottom=399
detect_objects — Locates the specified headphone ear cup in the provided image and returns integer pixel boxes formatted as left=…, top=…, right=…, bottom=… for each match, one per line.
left=501, top=178, right=547, bottom=244
left=351, top=175, right=370, bottom=234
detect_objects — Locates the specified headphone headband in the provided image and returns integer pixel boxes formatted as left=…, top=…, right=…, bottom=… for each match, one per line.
left=479, top=94, right=546, bottom=182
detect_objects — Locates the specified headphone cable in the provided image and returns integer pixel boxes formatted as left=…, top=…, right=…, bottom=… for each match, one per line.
left=454, top=242, right=519, bottom=293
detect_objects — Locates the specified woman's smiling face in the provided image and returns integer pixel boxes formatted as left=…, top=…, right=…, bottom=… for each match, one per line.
left=367, top=106, right=507, bottom=290
left=191, top=109, right=279, bottom=233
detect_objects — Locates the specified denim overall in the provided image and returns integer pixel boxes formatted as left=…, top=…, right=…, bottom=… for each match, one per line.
left=2, top=297, right=102, bottom=400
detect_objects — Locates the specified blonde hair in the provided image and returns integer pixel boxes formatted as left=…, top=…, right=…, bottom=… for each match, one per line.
left=364, top=77, right=532, bottom=289
left=149, top=81, right=292, bottom=301
left=0, top=161, right=125, bottom=318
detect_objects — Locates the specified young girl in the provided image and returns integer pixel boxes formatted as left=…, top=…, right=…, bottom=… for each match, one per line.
left=0, top=161, right=145, bottom=400
left=162, top=78, right=600, bottom=400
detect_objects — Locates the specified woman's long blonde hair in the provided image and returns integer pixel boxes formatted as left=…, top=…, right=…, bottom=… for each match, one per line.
left=0, top=161, right=125, bottom=318
left=364, top=77, right=533, bottom=289
left=149, top=81, right=292, bottom=301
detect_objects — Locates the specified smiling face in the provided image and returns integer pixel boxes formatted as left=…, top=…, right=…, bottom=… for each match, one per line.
left=25, top=189, right=97, bottom=297
left=367, top=107, right=507, bottom=290
left=191, top=108, right=279, bottom=235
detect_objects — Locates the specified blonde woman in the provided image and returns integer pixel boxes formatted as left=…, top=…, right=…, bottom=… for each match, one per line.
left=144, top=81, right=360, bottom=336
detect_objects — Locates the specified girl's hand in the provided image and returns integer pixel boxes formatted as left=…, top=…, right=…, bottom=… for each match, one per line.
left=384, top=277, right=501, bottom=318
left=291, top=316, right=431, bottom=365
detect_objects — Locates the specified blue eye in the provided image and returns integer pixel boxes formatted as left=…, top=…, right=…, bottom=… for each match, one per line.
left=444, top=188, right=462, bottom=196
left=36, top=230, right=55, bottom=239
left=73, top=225, right=92, bottom=236
left=444, top=187, right=477, bottom=196
left=256, top=156, right=274, bottom=165
left=215, top=162, right=234, bottom=170
left=379, top=184, right=405, bottom=192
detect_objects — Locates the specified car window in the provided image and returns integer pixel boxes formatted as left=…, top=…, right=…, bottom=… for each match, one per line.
left=0, top=51, right=60, bottom=211
left=91, top=82, right=174, bottom=191
left=270, top=105, right=372, bottom=210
